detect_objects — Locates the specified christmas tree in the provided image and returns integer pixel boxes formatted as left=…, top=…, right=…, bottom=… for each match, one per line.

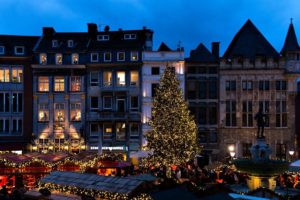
left=144, top=65, right=200, bottom=174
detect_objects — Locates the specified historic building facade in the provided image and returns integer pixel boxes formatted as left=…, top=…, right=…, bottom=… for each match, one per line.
left=185, top=42, right=219, bottom=162
left=0, top=35, right=38, bottom=153
left=141, top=42, right=185, bottom=144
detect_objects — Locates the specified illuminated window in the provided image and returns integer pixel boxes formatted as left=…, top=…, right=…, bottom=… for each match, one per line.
left=103, top=71, right=112, bottom=86
left=12, top=67, right=23, bottom=83
left=103, top=96, right=112, bottom=109
left=54, top=77, right=64, bottom=92
left=38, top=77, right=49, bottom=92
left=131, top=51, right=138, bottom=61
left=52, top=40, right=58, bottom=48
left=56, top=53, right=63, bottom=65
left=0, top=46, right=5, bottom=55
left=90, top=72, right=99, bottom=86
left=0, top=67, right=10, bottom=82
left=130, top=71, right=138, bottom=86
left=54, top=103, right=65, bottom=122
left=70, top=103, right=81, bottom=121
left=103, top=123, right=113, bottom=140
left=116, top=71, right=126, bottom=86
left=117, top=52, right=125, bottom=61
left=104, top=52, right=111, bottom=62
left=38, top=104, right=49, bottom=122
left=91, top=53, right=98, bottom=62
left=12, top=119, right=22, bottom=133
left=72, top=53, right=79, bottom=64
left=70, top=76, right=81, bottom=91
left=40, top=53, right=47, bottom=64
left=68, top=40, right=74, bottom=48
left=14, top=46, right=24, bottom=55
left=116, top=123, right=126, bottom=141
left=130, top=123, right=139, bottom=138
left=12, top=93, right=22, bottom=113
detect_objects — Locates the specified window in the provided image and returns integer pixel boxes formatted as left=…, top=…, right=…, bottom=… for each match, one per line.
left=208, top=103, right=217, bottom=125
left=208, top=67, right=217, bottom=74
left=56, top=53, right=63, bottom=65
left=130, top=71, right=139, bottom=86
left=242, top=143, right=252, bottom=158
left=38, top=104, right=49, bottom=122
left=130, top=123, right=139, bottom=138
left=116, top=122, right=126, bottom=141
left=130, top=96, right=139, bottom=111
left=38, top=77, right=49, bottom=92
left=72, top=53, right=79, bottom=64
left=225, top=100, right=236, bottom=127
left=0, top=119, right=9, bottom=133
left=90, top=123, right=98, bottom=136
left=208, top=80, right=217, bottom=99
left=90, top=97, right=99, bottom=110
left=124, top=34, right=136, bottom=40
left=0, top=46, right=5, bottom=55
left=90, top=72, right=99, bottom=86
left=14, top=46, right=24, bottom=55
left=54, top=77, right=64, bottom=92
left=40, top=53, right=47, bottom=64
left=276, top=80, right=287, bottom=90
left=97, top=35, right=109, bottom=41
left=104, top=52, right=111, bottom=62
left=0, top=67, right=10, bottom=82
left=151, top=67, right=160, bottom=75
left=70, top=103, right=81, bottom=121
left=52, top=40, right=58, bottom=48
left=259, top=101, right=270, bottom=127
left=117, top=52, right=125, bottom=61
left=225, top=80, right=236, bottom=91
left=103, top=71, right=112, bottom=86
left=12, top=119, right=22, bottom=133
left=54, top=103, right=65, bottom=122
left=12, top=93, right=22, bottom=113
left=131, top=51, right=138, bottom=61
left=103, top=96, right=112, bottom=110
left=242, top=101, right=253, bottom=127
left=151, top=83, right=159, bottom=97
left=259, top=80, right=270, bottom=91
left=276, top=101, right=288, bottom=127
left=198, top=130, right=207, bottom=143
left=198, top=104, right=207, bottom=125
left=70, top=76, right=81, bottom=92
left=276, top=143, right=286, bottom=160
left=187, top=66, right=196, bottom=74
left=12, top=67, right=23, bottom=83
left=187, top=82, right=196, bottom=99
left=103, top=123, right=113, bottom=140
left=242, top=80, right=253, bottom=90
left=91, top=53, right=98, bottom=62
left=0, top=93, right=10, bottom=112
left=116, top=97, right=126, bottom=112
left=116, top=71, right=126, bottom=86
left=209, top=131, right=217, bottom=143
left=199, top=81, right=206, bottom=99
left=68, top=40, right=74, bottom=48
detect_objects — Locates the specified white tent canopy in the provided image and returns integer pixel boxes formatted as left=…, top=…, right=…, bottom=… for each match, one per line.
left=290, top=160, right=300, bottom=167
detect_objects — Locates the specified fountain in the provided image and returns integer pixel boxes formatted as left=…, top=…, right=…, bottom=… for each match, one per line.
left=233, top=108, right=289, bottom=191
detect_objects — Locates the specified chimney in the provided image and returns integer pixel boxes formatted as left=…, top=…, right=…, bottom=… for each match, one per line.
left=42, top=27, right=55, bottom=36
left=212, top=42, right=220, bottom=58
left=87, top=23, right=98, bottom=39
left=104, top=25, right=110, bottom=32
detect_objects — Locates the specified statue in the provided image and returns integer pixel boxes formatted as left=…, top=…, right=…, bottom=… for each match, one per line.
left=254, top=107, right=266, bottom=139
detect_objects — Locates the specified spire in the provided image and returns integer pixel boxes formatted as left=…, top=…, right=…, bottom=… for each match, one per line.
left=281, top=19, right=300, bottom=54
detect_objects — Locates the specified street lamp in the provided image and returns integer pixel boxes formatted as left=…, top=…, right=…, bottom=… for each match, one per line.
left=289, top=150, right=295, bottom=162
left=228, top=145, right=235, bottom=161
left=230, top=151, right=236, bottom=158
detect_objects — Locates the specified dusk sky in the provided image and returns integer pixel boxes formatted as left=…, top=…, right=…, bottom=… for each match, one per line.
left=0, top=0, right=300, bottom=56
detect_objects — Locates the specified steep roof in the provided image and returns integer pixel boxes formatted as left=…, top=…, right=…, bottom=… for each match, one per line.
left=186, top=43, right=217, bottom=62
left=223, top=19, right=279, bottom=59
left=281, top=20, right=300, bottom=54
left=158, top=42, right=172, bottom=51
left=0, top=35, right=39, bottom=56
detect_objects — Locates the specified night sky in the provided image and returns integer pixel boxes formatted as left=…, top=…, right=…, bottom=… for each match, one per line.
left=0, top=0, right=299, bottom=56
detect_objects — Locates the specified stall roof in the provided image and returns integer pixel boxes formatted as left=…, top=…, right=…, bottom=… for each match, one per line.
left=40, top=171, right=144, bottom=195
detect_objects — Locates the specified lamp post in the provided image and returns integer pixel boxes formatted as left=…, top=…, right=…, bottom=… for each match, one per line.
left=228, top=145, right=235, bottom=163
left=289, top=150, right=295, bottom=162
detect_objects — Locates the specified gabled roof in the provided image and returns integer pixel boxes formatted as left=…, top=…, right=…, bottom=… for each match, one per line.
left=281, top=20, right=300, bottom=54
left=0, top=35, right=39, bottom=56
left=223, top=19, right=279, bottom=59
left=186, top=43, right=217, bottom=62
left=158, top=42, right=171, bottom=51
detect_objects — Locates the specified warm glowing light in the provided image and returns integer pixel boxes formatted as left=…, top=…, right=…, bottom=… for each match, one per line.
left=228, top=145, right=235, bottom=152
left=289, top=150, right=295, bottom=156
left=229, top=151, right=236, bottom=158
left=32, top=146, right=37, bottom=151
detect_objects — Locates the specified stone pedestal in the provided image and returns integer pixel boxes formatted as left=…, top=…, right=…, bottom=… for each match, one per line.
left=250, top=138, right=272, bottom=161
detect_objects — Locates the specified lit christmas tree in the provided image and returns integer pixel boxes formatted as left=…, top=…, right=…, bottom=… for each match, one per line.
left=144, top=65, right=200, bottom=175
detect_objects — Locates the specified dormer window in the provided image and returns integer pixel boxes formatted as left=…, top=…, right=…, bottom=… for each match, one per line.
left=68, top=40, right=74, bottom=48
left=40, top=53, right=47, bottom=64
left=124, top=34, right=136, bottom=40
left=117, top=52, right=125, bottom=61
left=72, top=53, right=79, bottom=64
left=131, top=51, right=138, bottom=61
left=52, top=40, right=58, bottom=48
left=97, top=35, right=109, bottom=41
left=91, top=53, right=98, bottom=62
left=0, top=46, right=5, bottom=55
left=56, top=53, right=63, bottom=65
left=15, top=46, right=24, bottom=55
left=104, top=52, right=111, bottom=62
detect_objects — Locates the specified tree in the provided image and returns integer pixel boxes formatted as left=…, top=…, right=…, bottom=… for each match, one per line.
left=144, top=65, right=200, bottom=175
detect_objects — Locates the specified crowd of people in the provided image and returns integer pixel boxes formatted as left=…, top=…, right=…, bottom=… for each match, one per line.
left=277, top=173, right=299, bottom=189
